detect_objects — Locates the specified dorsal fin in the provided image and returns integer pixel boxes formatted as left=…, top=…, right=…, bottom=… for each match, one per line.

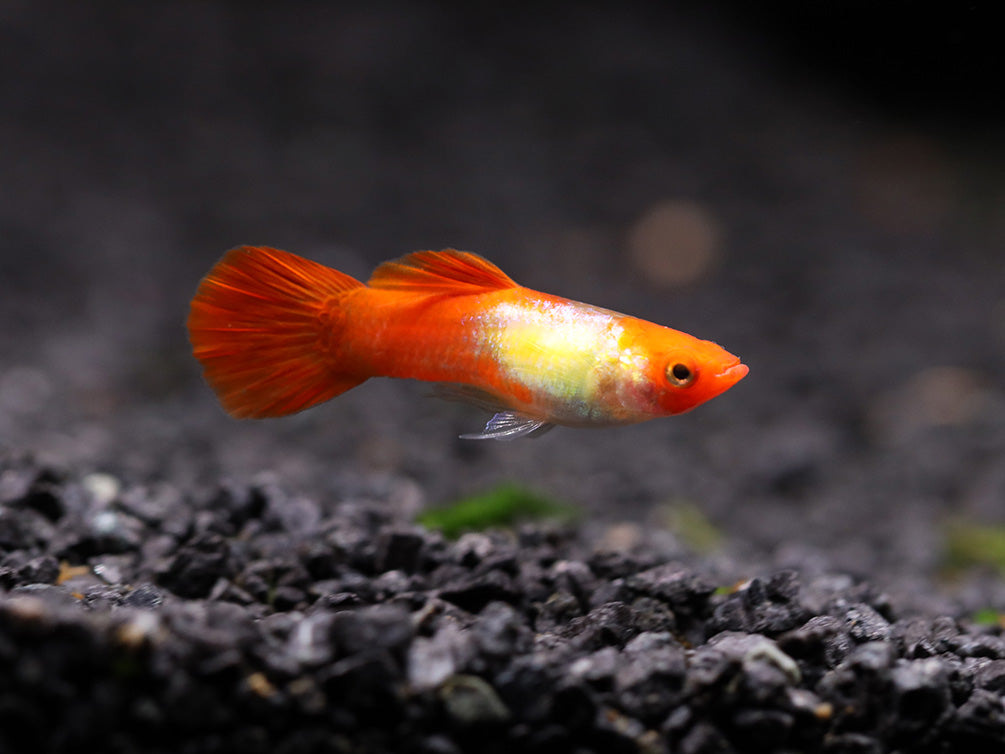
left=367, top=249, right=518, bottom=294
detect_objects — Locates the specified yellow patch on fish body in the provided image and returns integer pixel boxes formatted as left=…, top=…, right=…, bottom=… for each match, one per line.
left=475, top=296, right=645, bottom=425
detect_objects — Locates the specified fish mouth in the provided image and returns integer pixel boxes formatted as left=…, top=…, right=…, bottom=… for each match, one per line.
left=716, top=361, right=749, bottom=383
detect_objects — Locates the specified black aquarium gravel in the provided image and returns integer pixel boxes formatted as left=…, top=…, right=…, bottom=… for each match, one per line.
left=2, top=450, right=1005, bottom=753
left=3, top=2, right=1005, bottom=753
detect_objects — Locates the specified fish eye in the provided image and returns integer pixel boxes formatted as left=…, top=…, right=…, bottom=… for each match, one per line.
left=666, top=361, right=696, bottom=388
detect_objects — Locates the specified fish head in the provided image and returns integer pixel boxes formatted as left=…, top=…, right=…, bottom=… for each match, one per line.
left=650, top=334, right=748, bottom=415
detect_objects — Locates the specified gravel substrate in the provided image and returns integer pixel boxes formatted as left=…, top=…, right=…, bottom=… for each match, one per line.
left=2, top=450, right=1004, bottom=754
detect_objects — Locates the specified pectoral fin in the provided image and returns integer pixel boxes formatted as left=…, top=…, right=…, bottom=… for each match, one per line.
left=459, top=411, right=554, bottom=441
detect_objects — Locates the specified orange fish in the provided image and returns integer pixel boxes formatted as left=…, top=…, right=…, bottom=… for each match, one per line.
left=187, top=247, right=748, bottom=440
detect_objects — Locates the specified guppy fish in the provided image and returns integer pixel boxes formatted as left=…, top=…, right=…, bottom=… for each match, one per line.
left=187, top=246, right=747, bottom=440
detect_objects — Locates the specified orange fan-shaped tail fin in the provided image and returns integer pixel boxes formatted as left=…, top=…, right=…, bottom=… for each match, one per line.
left=187, top=246, right=367, bottom=418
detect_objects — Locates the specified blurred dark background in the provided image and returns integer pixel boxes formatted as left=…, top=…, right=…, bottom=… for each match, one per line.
left=2, top=1, right=1003, bottom=592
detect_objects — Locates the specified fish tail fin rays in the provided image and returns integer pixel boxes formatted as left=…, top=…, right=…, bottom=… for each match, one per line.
left=187, top=246, right=367, bottom=418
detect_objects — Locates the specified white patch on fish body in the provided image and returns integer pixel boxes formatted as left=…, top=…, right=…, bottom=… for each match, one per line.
left=472, top=296, right=647, bottom=425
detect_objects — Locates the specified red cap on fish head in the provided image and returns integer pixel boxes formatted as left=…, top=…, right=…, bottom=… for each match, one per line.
left=654, top=337, right=748, bottom=415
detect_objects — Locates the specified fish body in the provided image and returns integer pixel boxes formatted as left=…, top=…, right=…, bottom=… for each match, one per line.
left=187, top=247, right=747, bottom=439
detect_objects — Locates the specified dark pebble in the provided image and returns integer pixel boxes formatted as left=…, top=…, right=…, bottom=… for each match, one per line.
left=11, top=476, right=65, bottom=521
left=624, top=562, right=715, bottom=612
left=535, top=589, right=584, bottom=632
left=0, top=553, right=59, bottom=588
left=321, top=650, right=404, bottom=722
left=678, top=721, right=736, bottom=754
left=708, top=574, right=810, bottom=637
left=493, top=656, right=555, bottom=722
left=954, top=632, right=1005, bottom=659
left=375, top=528, right=426, bottom=573
left=889, top=658, right=952, bottom=738
left=950, top=688, right=1005, bottom=744
left=822, top=732, right=882, bottom=754
left=549, top=559, right=596, bottom=604
left=330, top=603, right=413, bottom=657
left=613, top=632, right=686, bottom=721
left=157, top=532, right=233, bottom=599
left=845, top=603, right=892, bottom=643
left=0, top=506, right=53, bottom=551
left=469, top=601, right=532, bottom=663
left=439, top=673, right=511, bottom=726
left=892, top=616, right=956, bottom=659
left=629, top=595, right=678, bottom=634
left=975, top=659, right=1005, bottom=692
left=123, top=582, right=164, bottom=609
left=556, top=601, right=636, bottom=652
left=438, top=569, right=520, bottom=613
left=778, top=615, right=853, bottom=671
left=685, top=644, right=735, bottom=696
